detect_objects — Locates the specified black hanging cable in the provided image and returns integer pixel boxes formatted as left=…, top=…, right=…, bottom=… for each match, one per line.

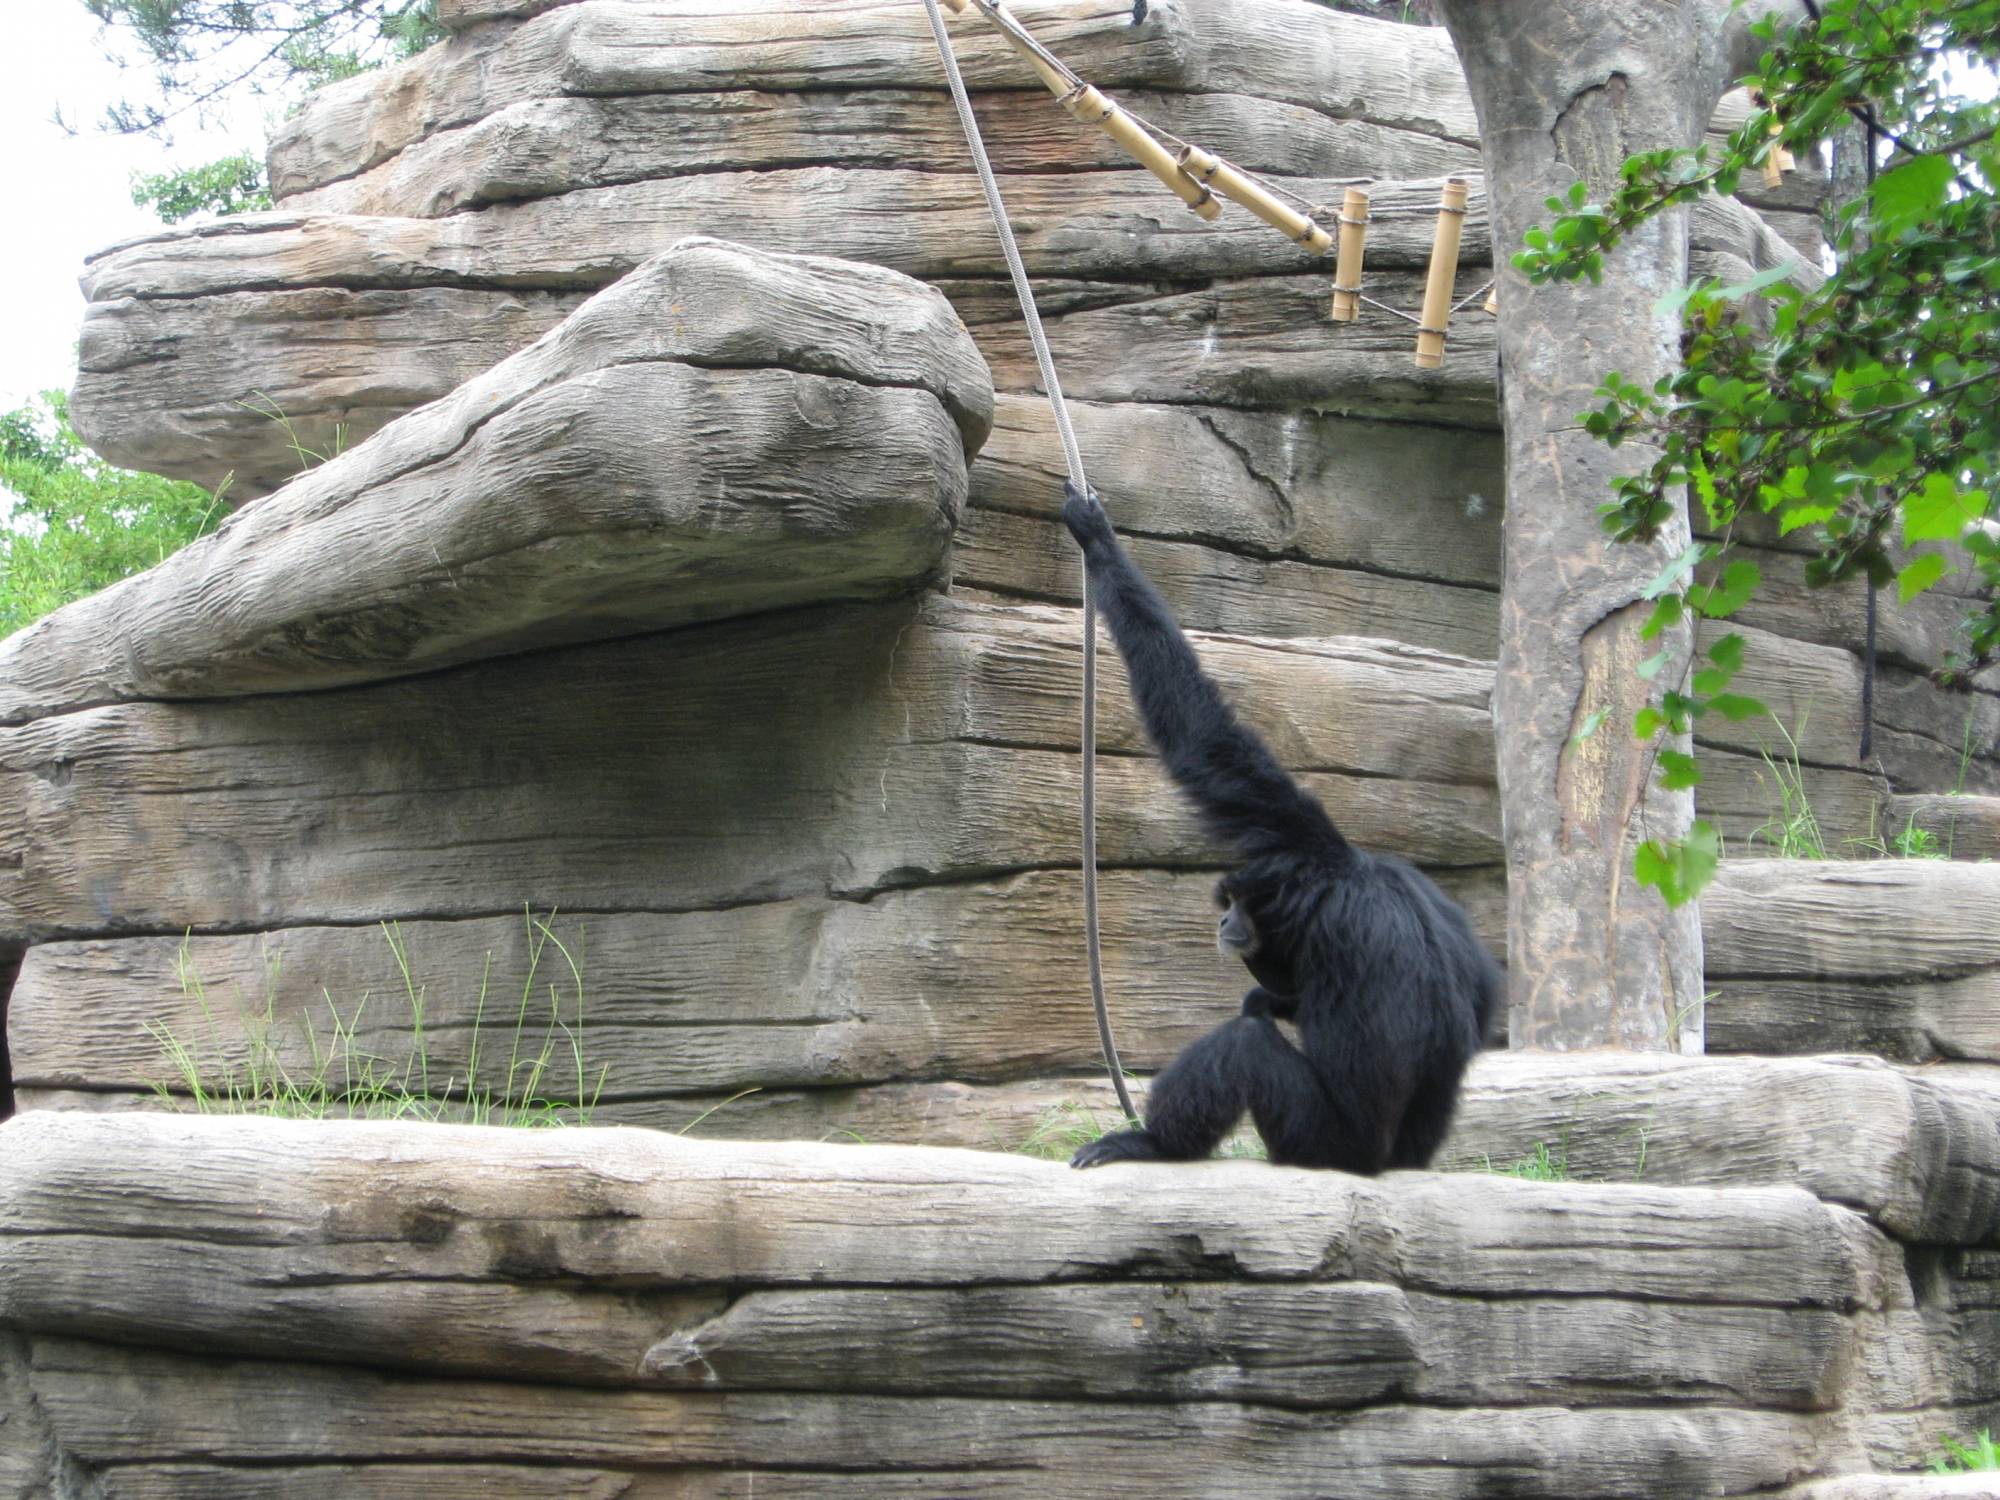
left=1799, top=0, right=1880, bottom=762
left=1861, top=579, right=1878, bottom=761
left=1860, top=99, right=1881, bottom=763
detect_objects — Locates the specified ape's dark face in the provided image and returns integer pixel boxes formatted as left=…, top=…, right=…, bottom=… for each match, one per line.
left=1214, top=876, right=1260, bottom=959
left=1214, top=876, right=1297, bottom=995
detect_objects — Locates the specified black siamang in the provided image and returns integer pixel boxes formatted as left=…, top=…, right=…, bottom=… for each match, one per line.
left=1062, top=482, right=1500, bottom=1173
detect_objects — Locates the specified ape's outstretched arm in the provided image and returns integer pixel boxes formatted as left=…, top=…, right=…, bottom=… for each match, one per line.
left=1062, top=483, right=1343, bottom=861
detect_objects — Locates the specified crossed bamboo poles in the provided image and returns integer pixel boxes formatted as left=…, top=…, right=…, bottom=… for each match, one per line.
left=936, top=0, right=1484, bottom=367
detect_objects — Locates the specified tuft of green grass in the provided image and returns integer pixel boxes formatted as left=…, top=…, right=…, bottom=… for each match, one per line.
left=1751, top=710, right=1966, bottom=864
left=1747, top=716, right=1829, bottom=859
left=1016, top=1101, right=1117, bottom=1161
left=238, top=391, right=349, bottom=472
left=1488, top=1140, right=1569, bottom=1181
left=1929, top=1429, right=2000, bottom=1474
left=1845, top=803, right=1954, bottom=861
left=1889, top=820, right=1947, bottom=859
left=1013, top=1100, right=1267, bottom=1161
left=148, top=910, right=606, bottom=1126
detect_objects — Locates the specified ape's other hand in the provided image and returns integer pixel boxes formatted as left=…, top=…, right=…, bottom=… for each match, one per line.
left=1240, top=985, right=1297, bottom=1022
left=1061, top=481, right=1114, bottom=549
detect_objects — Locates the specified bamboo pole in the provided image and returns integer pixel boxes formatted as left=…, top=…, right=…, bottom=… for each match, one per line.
left=1761, top=119, right=1795, bottom=188
left=985, top=6, right=1074, bottom=97
left=1176, top=144, right=1331, bottom=252
left=1328, top=187, right=1370, bottom=322
left=1062, top=84, right=1220, bottom=220
left=1413, top=177, right=1468, bottom=369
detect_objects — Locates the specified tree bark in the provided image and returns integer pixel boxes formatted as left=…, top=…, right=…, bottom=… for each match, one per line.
left=1438, top=1, right=1802, bottom=1050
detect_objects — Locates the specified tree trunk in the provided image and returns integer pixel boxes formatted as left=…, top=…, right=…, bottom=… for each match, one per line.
left=1438, top=1, right=1799, bottom=1051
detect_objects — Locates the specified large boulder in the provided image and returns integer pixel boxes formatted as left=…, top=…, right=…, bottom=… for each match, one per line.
left=4, top=237, right=989, bottom=723
left=0, top=1110, right=1952, bottom=1495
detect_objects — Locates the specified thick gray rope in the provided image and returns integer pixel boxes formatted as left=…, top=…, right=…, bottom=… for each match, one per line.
left=921, top=0, right=1139, bottom=1126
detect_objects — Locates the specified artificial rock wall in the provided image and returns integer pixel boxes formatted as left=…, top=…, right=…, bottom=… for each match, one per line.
left=0, top=1108, right=1989, bottom=1498
left=12, top=0, right=1997, bottom=1134
left=5, top=3, right=2000, bottom=1492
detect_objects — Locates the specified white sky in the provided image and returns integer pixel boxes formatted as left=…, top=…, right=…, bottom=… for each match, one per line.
left=0, top=1, right=269, bottom=411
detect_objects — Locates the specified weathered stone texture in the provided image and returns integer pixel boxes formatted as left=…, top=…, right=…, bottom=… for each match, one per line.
left=267, top=0, right=1478, bottom=202
left=7, top=3, right=1999, bottom=1497
left=1438, top=1050, right=2000, bottom=1248
left=1705, top=861, right=2000, bottom=1063
left=0, top=596, right=1513, bottom=945
left=1884, top=793, right=2000, bottom=862
left=8, top=239, right=989, bottom=723
left=0, top=1110, right=1930, bottom=1496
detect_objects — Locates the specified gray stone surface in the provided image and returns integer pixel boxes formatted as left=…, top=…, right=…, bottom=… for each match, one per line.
left=6, top=238, right=989, bottom=723
left=1705, top=860, right=2000, bottom=1063
left=1884, top=793, right=2000, bottom=862
left=0, top=596, right=1507, bottom=947
left=1438, top=1050, right=2000, bottom=1247
left=0, top=1110, right=1925, bottom=1496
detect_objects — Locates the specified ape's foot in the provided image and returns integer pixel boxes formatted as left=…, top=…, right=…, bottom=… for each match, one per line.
left=1070, top=1128, right=1171, bottom=1169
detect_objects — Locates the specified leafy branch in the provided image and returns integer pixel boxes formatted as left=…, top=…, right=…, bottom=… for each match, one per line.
left=1525, top=0, right=2000, bottom=905
left=77, top=0, right=446, bottom=137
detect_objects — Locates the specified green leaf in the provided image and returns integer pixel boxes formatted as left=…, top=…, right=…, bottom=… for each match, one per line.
left=1897, top=551, right=1951, bottom=604
left=1705, top=632, right=1746, bottom=674
left=1832, top=361, right=1889, bottom=404
left=1637, top=649, right=1673, bottom=680
left=1640, top=593, right=1684, bottom=641
left=1642, top=542, right=1710, bottom=600
left=1690, top=455, right=1725, bottom=531
left=1633, top=819, right=1722, bottom=908
left=1686, top=559, right=1760, bottom=618
left=1777, top=502, right=1838, bottom=536
left=1634, top=839, right=1673, bottom=893
left=1653, top=280, right=1705, bottom=319
left=1870, top=155, right=1954, bottom=237
left=1633, top=706, right=1667, bottom=740
left=1904, top=474, right=1987, bottom=544
left=1715, top=261, right=1795, bottom=300
left=1705, top=693, right=1767, bottom=722
left=1656, top=749, right=1703, bottom=790
left=1571, top=707, right=1610, bottom=744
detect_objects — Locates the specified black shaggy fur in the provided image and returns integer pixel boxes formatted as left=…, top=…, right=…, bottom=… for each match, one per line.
left=1062, top=483, right=1500, bottom=1173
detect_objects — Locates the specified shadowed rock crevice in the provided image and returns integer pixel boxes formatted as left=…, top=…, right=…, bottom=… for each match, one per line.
left=0, top=945, right=19, bottom=1122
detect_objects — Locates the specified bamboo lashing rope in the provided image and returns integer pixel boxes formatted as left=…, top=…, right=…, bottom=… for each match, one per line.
left=1176, top=144, right=1327, bottom=246
left=1067, top=86, right=1221, bottom=220
left=956, top=0, right=1219, bottom=219
left=985, top=5, right=1076, bottom=95
left=1328, top=187, right=1370, bottom=322
left=939, top=2, right=1488, bottom=369
left=1414, top=177, right=1468, bottom=369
